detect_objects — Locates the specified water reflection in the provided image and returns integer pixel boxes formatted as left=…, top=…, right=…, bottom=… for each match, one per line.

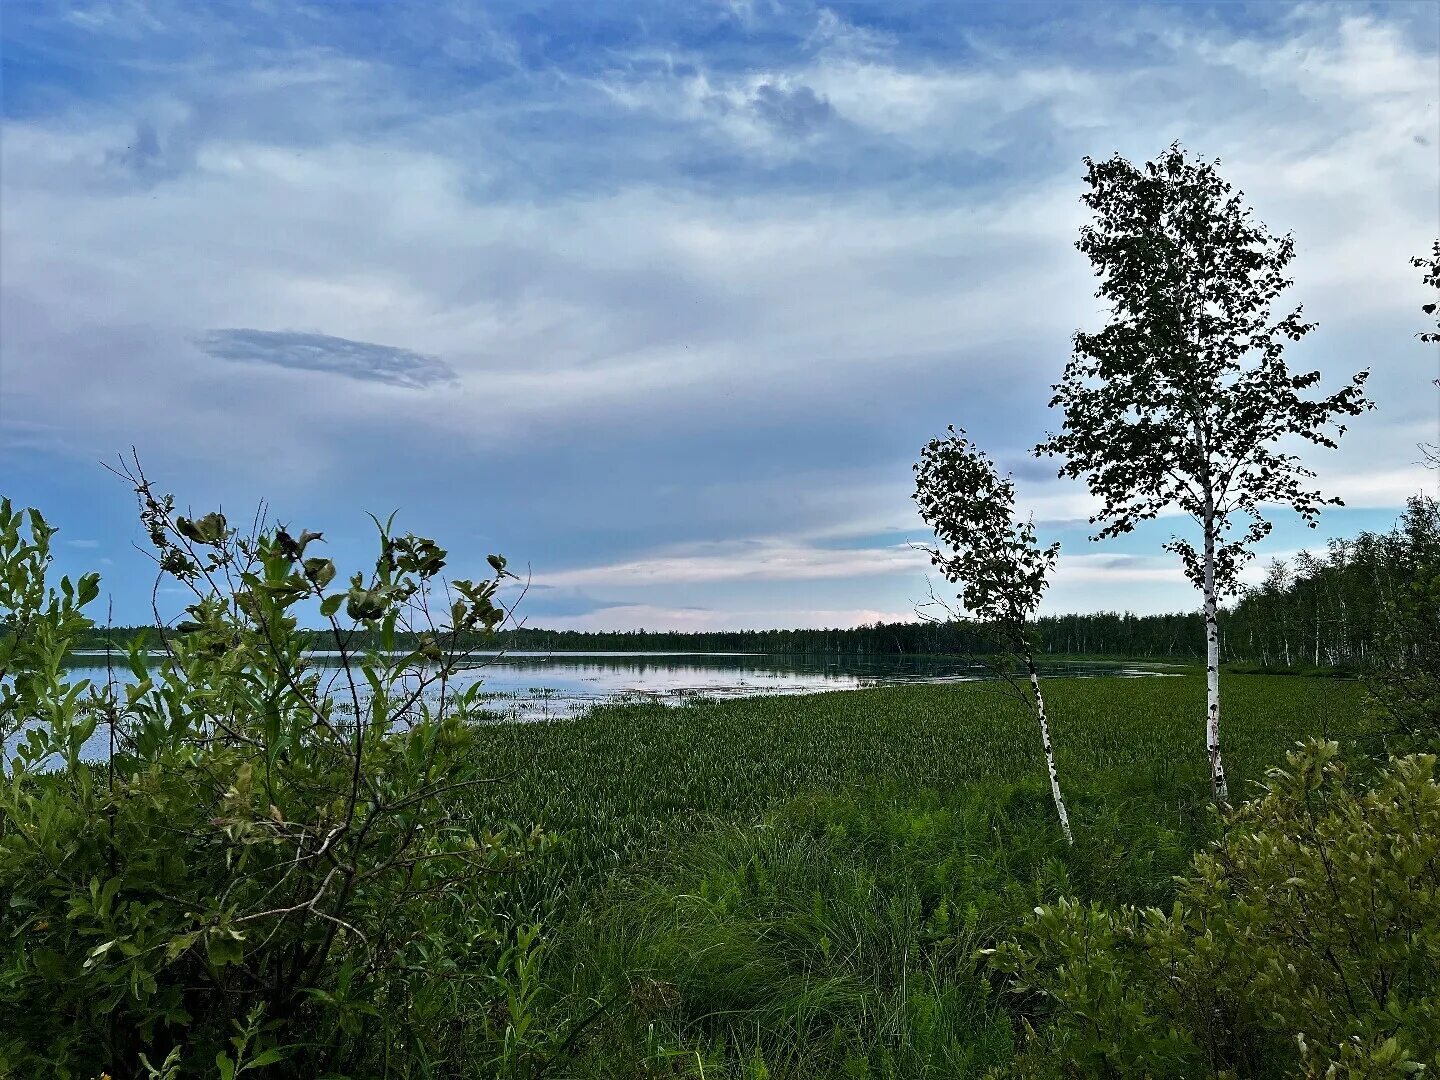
left=57, top=649, right=1174, bottom=732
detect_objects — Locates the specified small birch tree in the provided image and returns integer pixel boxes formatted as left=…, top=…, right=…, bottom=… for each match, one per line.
left=1036, top=144, right=1373, bottom=803
left=914, top=426, right=1072, bottom=844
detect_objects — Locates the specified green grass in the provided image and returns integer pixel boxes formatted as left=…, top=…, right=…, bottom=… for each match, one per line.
left=452, top=674, right=1372, bottom=1077
left=467, top=674, right=1368, bottom=914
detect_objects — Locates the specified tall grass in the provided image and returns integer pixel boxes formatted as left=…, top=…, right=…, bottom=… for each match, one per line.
left=464, top=675, right=1366, bottom=919
left=448, top=674, right=1370, bottom=1076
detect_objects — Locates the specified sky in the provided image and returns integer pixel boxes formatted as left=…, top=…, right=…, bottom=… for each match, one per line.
left=2, top=0, right=1438, bottom=631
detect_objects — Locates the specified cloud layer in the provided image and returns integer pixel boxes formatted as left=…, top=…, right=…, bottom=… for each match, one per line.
left=1, top=1, right=1436, bottom=626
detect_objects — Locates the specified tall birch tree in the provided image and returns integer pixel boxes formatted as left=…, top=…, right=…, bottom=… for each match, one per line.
left=1036, top=144, right=1372, bottom=803
left=914, top=427, right=1072, bottom=844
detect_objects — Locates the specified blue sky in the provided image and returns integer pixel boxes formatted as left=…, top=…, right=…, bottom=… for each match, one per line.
left=2, top=0, right=1437, bottom=630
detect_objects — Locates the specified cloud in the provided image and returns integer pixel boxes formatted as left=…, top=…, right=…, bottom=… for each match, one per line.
left=63, top=0, right=166, bottom=39
left=539, top=603, right=921, bottom=633
left=750, top=82, right=834, bottom=136
left=513, top=587, right=635, bottom=619
left=806, top=8, right=896, bottom=58
left=3, top=1, right=1436, bottom=627
left=107, top=118, right=161, bottom=170
left=103, top=117, right=199, bottom=185
left=1056, top=552, right=1185, bottom=584
left=536, top=538, right=930, bottom=588
left=196, top=329, right=457, bottom=389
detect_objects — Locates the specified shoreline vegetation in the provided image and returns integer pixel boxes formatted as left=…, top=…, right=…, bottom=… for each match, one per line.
left=53, top=482, right=1435, bottom=677
left=56, top=641, right=1361, bottom=680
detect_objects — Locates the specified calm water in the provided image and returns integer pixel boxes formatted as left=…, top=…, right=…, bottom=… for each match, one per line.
left=38, top=651, right=1174, bottom=762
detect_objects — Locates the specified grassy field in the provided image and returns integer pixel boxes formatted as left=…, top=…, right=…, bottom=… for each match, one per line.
left=455, top=673, right=1372, bottom=1077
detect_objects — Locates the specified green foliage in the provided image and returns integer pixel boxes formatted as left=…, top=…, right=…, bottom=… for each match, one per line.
left=1225, top=497, right=1440, bottom=678
left=1036, top=141, right=1372, bottom=801
left=913, top=426, right=1073, bottom=842
left=1036, top=141, right=1372, bottom=591
left=464, top=674, right=1363, bottom=925
left=988, top=740, right=1440, bottom=1077
left=456, top=675, right=1365, bottom=1075
left=567, top=789, right=1062, bottom=1077
left=1414, top=238, right=1439, bottom=347
left=913, top=426, right=1059, bottom=638
left=0, top=497, right=101, bottom=761
left=1365, top=497, right=1440, bottom=745
left=0, top=480, right=552, bottom=1079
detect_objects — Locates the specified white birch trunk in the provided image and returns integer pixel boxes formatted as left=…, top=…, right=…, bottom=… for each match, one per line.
left=1201, top=511, right=1229, bottom=805
left=1026, top=654, right=1074, bottom=845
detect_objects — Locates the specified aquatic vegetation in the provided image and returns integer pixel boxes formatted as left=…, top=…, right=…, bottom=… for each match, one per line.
left=446, top=675, right=1371, bottom=1076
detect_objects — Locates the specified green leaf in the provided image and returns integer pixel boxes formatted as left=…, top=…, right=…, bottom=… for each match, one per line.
left=32, top=947, right=65, bottom=982
left=76, top=573, right=101, bottom=607
left=304, top=558, right=336, bottom=590
left=320, top=594, right=344, bottom=619
left=205, top=930, right=244, bottom=968
left=84, top=940, right=117, bottom=969
left=165, top=931, right=202, bottom=963
left=346, top=585, right=388, bottom=622
left=176, top=512, right=229, bottom=546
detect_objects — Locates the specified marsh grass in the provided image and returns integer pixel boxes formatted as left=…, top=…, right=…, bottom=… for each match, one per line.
left=446, top=674, right=1370, bottom=1076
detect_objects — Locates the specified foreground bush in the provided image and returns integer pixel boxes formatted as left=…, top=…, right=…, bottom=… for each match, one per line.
left=988, top=740, right=1440, bottom=1077
left=0, top=480, right=551, bottom=1079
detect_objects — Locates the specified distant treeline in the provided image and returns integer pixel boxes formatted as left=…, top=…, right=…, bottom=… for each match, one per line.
left=57, top=496, right=1438, bottom=670
left=1221, top=494, right=1439, bottom=671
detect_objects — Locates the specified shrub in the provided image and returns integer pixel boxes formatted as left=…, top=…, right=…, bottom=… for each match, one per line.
left=0, top=475, right=553, bottom=1079
left=987, top=740, right=1440, bottom=1077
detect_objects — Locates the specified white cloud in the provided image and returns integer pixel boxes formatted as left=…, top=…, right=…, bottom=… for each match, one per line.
left=3, top=2, right=1436, bottom=625
left=535, top=538, right=929, bottom=588
left=538, top=603, right=919, bottom=633
left=805, top=8, right=897, bottom=58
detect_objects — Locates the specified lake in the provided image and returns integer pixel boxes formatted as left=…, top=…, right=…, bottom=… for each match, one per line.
left=38, top=651, right=1176, bottom=762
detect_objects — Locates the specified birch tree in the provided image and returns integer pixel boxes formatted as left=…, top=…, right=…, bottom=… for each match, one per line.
left=1035, top=144, right=1372, bottom=804
left=914, top=427, right=1072, bottom=844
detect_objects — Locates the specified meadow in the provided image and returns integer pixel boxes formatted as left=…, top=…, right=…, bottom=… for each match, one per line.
left=451, top=673, right=1373, bottom=1076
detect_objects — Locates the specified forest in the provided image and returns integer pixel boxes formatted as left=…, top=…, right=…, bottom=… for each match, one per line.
left=60, top=491, right=1439, bottom=674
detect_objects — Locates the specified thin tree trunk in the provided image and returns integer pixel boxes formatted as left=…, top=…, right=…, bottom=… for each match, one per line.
left=1025, top=652, right=1074, bottom=845
left=1202, top=514, right=1229, bottom=805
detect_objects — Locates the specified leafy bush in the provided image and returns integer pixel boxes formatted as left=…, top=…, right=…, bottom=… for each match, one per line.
left=0, top=475, right=554, bottom=1079
left=988, top=740, right=1440, bottom=1077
